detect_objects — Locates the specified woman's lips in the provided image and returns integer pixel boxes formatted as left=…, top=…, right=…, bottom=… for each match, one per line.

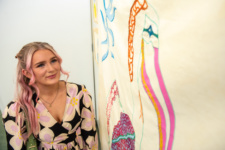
left=47, top=74, right=56, bottom=79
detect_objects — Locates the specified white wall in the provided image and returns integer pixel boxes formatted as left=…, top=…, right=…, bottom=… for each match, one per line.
left=0, top=0, right=95, bottom=111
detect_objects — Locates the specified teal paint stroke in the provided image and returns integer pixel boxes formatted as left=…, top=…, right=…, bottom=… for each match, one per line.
left=112, top=133, right=135, bottom=143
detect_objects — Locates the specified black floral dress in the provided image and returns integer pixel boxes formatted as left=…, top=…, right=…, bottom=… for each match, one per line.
left=2, top=82, right=98, bottom=150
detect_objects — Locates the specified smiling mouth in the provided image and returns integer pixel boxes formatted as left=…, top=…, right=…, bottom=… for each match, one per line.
left=47, top=74, right=56, bottom=79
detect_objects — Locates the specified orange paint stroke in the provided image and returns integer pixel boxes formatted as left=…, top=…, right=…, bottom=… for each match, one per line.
left=128, top=0, right=148, bottom=82
left=138, top=90, right=144, bottom=123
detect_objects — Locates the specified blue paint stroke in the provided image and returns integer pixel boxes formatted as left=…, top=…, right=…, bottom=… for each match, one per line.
left=102, top=48, right=109, bottom=61
left=100, top=0, right=116, bottom=61
left=112, top=133, right=135, bottom=143
left=143, top=25, right=158, bottom=38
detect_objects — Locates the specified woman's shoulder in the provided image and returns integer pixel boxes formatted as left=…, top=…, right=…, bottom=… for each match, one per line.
left=66, top=81, right=86, bottom=91
left=2, top=100, right=18, bottom=119
left=65, top=81, right=90, bottom=97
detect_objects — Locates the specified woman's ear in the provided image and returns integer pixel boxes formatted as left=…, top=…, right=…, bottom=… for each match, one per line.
left=22, top=69, right=31, bottom=79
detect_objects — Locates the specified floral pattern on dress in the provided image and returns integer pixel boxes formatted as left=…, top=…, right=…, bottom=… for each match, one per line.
left=86, top=133, right=98, bottom=150
left=36, top=103, right=54, bottom=127
left=4, top=120, right=24, bottom=150
left=66, top=96, right=80, bottom=118
left=39, top=128, right=69, bottom=149
left=81, top=107, right=96, bottom=131
left=81, top=87, right=92, bottom=109
left=2, top=82, right=98, bottom=150
left=2, top=105, right=9, bottom=118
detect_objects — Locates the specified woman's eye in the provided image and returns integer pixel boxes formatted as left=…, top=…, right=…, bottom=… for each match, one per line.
left=51, top=59, right=58, bottom=63
left=37, top=64, right=44, bottom=68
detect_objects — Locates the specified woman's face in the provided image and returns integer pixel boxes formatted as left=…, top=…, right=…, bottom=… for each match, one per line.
left=31, top=49, right=61, bottom=87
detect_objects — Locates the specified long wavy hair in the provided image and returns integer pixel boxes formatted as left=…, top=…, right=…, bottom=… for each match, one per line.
left=15, top=42, right=69, bottom=137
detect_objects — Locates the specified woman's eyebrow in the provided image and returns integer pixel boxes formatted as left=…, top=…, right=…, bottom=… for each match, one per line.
left=50, top=56, right=57, bottom=60
left=34, top=61, right=45, bottom=66
left=34, top=56, right=57, bottom=66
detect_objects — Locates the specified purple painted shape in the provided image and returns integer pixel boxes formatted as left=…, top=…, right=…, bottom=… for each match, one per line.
left=111, top=112, right=135, bottom=150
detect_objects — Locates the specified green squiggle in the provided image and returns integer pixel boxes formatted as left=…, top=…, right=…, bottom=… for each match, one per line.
left=112, top=133, right=135, bottom=143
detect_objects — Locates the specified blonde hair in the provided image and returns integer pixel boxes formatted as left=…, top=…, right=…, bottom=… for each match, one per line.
left=15, top=42, right=69, bottom=137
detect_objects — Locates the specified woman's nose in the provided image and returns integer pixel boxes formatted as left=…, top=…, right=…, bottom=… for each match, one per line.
left=46, top=63, right=54, bottom=72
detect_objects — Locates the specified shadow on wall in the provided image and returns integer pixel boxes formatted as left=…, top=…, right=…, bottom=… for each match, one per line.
left=0, top=110, right=7, bottom=149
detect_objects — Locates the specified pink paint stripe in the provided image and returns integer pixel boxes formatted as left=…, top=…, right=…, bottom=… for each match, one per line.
left=154, top=47, right=175, bottom=150
left=106, top=81, right=119, bottom=135
left=143, top=61, right=166, bottom=150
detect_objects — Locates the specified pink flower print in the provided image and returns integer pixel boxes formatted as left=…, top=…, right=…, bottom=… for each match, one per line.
left=68, top=85, right=78, bottom=97
left=8, top=102, right=17, bottom=117
left=39, top=128, right=68, bottom=149
left=35, top=103, right=54, bottom=127
left=82, top=87, right=92, bottom=108
left=86, top=133, right=98, bottom=150
left=53, top=142, right=75, bottom=150
left=66, top=142, right=74, bottom=149
left=76, top=127, right=85, bottom=149
left=66, top=96, right=71, bottom=104
left=81, top=107, right=96, bottom=131
left=4, top=120, right=24, bottom=150
left=64, top=96, right=80, bottom=122
left=52, top=134, right=68, bottom=149
left=67, top=97, right=80, bottom=115
left=76, top=127, right=82, bottom=142
left=62, top=122, right=72, bottom=131
left=36, top=103, right=50, bottom=122
left=43, top=134, right=53, bottom=149
left=68, top=119, right=82, bottom=134
left=39, top=128, right=54, bottom=149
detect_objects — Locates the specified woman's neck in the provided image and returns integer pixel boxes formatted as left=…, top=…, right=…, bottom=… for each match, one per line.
left=37, top=81, right=60, bottom=98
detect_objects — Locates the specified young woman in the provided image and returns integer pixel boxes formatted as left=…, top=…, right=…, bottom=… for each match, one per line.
left=2, top=42, right=98, bottom=150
